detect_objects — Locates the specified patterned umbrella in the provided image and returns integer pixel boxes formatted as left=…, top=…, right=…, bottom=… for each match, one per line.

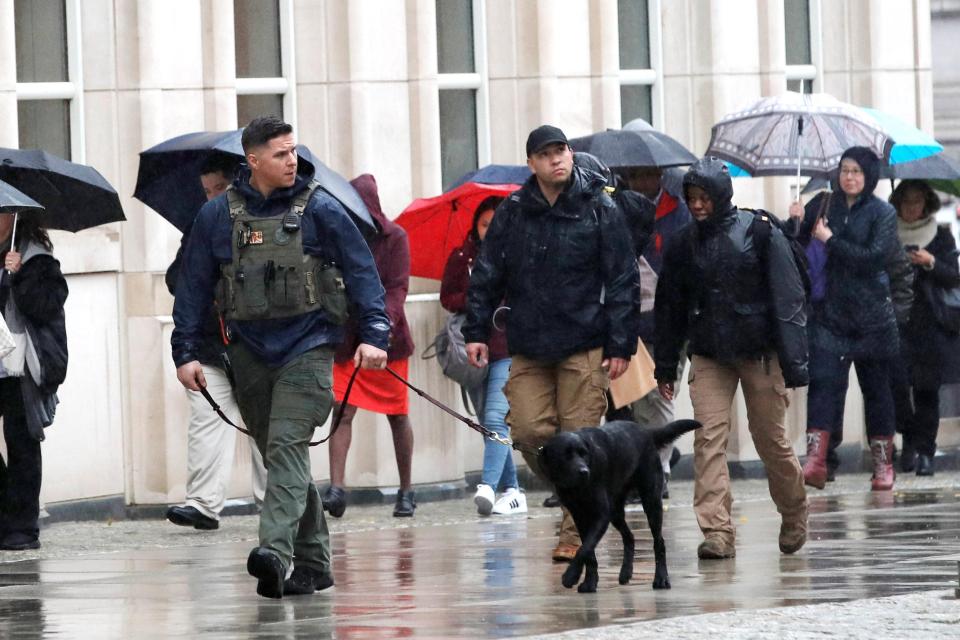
left=706, top=92, right=894, bottom=178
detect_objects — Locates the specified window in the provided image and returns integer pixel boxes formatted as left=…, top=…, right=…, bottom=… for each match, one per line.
left=14, top=0, right=83, bottom=161
left=436, top=0, right=489, bottom=190
left=784, top=0, right=819, bottom=94
left=234, top=0, right=296, bottom=128
left=618, top=0, right=660, bottom=127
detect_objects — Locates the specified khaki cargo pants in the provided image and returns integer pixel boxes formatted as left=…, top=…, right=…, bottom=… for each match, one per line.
left=503, top=347, right=608, bottom=546
left=228, top=342, right=334, bottom=573
left=688, top=354, right=806, bottom=544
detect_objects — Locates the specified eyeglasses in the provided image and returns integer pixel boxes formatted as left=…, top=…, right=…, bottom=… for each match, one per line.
left=839, top=168, right=863, bottom=176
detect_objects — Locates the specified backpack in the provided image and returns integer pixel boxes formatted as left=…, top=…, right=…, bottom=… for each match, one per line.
left=422, top=312, right=488, bottom=390
left=748, top=208, right=812, bottom=298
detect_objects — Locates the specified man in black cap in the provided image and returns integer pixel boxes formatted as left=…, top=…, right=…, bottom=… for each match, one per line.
left=463, top=124, right=640, bottom=562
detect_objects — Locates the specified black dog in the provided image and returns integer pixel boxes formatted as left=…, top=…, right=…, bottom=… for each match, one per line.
left=538, top=419, right=701, bottom=593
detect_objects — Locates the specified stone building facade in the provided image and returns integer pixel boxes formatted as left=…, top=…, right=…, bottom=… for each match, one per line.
left=0, top=0, right=943, bottom=512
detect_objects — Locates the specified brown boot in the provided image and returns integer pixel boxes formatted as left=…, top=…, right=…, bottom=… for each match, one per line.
left=779, top=505, right=808, bottom=554
left=697, top=535, right=736, bottom=559
left=870, top=436, right=895, bottom=491
left=802, top=429, right=831, bottom=490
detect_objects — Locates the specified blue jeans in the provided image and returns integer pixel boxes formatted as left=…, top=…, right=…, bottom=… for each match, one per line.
left=473, top=358, right=517, bottom=490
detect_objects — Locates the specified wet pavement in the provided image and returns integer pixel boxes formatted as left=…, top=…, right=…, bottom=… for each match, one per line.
left=2, top=478, right=960, bottom=639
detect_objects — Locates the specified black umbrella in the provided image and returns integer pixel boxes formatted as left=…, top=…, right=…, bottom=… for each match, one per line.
left=0, top=148, right=125, bottom=232
left=569, top=128, right=698, bottom=169
left=134, top=130, right=376, bottom=235
left=0, top=178, right=44, bottom=213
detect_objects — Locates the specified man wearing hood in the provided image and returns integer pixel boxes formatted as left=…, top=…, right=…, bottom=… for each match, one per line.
left=463, top=125, right=640, bottom=562
left=654, top=157, right=808, bottom=560
left=172, top=116, right=391, bottom=598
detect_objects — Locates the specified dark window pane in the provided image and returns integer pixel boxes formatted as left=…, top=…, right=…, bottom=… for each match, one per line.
left=237, top=94, right=284, bottom=128
left=787, top=78, right=814, bottom=94
left=436, top=0, right=474, bottom=74
left=439, top=89, right=478, bottom=190
left=618, top=0, right=650, bottom=70
left=620, top=84, right=653, bottom=127
left=18, top=100, right=71, bottom=160
left=235, top=0, right=282, bottom=77
left=784, top=0, right=812, bottom=66
left=15, top=0, right=68, bottom=82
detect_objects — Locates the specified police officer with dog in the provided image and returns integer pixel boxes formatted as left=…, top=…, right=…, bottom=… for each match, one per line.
left=172, top=116, right=390, bottom=599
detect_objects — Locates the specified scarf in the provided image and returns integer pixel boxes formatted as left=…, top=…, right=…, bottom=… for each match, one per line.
left=897, top=215, right=938, bottom=250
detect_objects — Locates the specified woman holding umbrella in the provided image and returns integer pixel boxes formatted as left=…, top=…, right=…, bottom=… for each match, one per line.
left=790, top=147, right=901, bottom=491
left=0, top=213, right=68, bottom=550
left=889, top=180, right=960, bottom=476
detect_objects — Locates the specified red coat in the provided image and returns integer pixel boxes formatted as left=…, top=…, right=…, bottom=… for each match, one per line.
left=335, top=174, right=415, bottom=363
left=440, top=236, right=509, bottom=362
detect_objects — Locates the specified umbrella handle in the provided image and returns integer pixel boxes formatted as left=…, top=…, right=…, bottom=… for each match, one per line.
left=795, top=116, right=804, bottom=202
left=6, top=212, right=16, bottom=274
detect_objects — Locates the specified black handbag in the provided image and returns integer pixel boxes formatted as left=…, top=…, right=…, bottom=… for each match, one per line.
left=923, top=280, right=960, bottom=334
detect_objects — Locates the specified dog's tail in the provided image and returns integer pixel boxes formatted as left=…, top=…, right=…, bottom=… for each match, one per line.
left=652, top=419, right=702, bottom=448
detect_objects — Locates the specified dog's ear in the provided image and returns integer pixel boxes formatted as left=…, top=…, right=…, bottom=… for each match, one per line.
left=582, top=433, right=608, bottom=477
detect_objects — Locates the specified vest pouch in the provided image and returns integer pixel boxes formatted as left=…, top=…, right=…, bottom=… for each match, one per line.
left=232, top=261, right=270, bottom=319
left=266, top=262, right=305, bottom=311
left=315, top=263, right=348, bottom=325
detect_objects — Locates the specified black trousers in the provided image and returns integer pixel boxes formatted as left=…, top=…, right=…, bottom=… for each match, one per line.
left=891, top=369, right=941, bottom=457
left=0, top=377, right=41, bottom=540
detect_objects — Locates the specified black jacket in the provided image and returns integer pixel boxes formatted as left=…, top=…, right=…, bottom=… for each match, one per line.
left=903, top=225, right=960, bottom=388
left=166, top=235, right=225, bottom=367
left=6, top=253, right=69, bottom=395
left=463, top=166, right=640, bottom=362
left=797, top=171, right=899, bottom=358
left=654, top=158, right=808, bottom=387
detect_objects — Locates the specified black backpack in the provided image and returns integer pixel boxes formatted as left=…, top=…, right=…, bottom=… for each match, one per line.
left=747, top=208, right=812, bottom=299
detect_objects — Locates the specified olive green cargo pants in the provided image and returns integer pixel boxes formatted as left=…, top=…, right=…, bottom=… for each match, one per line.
left=228, top=343, right=334, bottom=573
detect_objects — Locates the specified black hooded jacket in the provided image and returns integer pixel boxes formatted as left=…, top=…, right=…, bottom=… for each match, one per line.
left=796, top=146, right=899, bottom=358
left=654, top=157, right=809, bottom=387
left=463, top=165, right=640, bottom=362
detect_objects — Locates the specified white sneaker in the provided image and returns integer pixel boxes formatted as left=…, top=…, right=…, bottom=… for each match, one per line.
left=474, top=484, right=495, bottom=516
left=492, top=489, right=527, bottom=515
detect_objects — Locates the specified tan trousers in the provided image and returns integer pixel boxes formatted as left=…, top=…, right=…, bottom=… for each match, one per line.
left=688, top=354, right=806, bottom=543
left=503, top=347, right=608, bottom=546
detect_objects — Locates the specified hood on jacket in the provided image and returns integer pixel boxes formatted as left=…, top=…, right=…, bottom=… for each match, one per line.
left=350, top=173, right=401, bottom=242
left=683, top=156, right=734, bottom=217
left=839, top=146, right=881, bottom=199
left=233, top=158, right=317, bottom=205
left=573, top=152, right=613, bottom=187
left=519, top=163, right=608, bottom=213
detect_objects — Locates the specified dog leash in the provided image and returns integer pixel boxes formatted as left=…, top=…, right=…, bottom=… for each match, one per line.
left=200, top=362, right=540, bottom=454
left=198, top=364, right=360, bottom=447
left=381, top=365, right=542, bottom=456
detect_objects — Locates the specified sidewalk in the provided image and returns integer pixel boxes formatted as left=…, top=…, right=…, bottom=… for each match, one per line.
left=2, top=471, right=959, bottom=638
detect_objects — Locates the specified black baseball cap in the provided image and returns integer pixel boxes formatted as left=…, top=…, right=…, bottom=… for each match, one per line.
left=526, top=125, right=568, bottom=157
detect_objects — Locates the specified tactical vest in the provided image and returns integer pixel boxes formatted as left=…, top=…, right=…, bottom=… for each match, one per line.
left=216, top=180, right=348, bottom=324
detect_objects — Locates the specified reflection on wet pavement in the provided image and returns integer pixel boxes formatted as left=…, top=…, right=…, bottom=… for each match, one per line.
left=1, top=489, right=959, bottom=638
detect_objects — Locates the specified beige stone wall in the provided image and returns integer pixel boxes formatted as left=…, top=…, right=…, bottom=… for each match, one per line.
left=0, top=1, right=939, bottom=508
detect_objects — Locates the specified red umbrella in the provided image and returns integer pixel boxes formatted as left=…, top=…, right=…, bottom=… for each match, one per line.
left=395, top=181, right=520, bottom=280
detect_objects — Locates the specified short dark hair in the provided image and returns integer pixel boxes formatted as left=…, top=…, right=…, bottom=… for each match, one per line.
left=241, top=116, right=293, bottom=153
left=890, top=179, right=941, bottom=218
left=200, top=152, right=240, bottom=179
left=469, top=196, right=504, bottom=242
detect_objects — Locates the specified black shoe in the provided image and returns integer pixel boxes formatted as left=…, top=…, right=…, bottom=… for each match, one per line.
left=542, top=493, right=561, bottom=508
left=393, top=489, right=416, bottom=517
left=916, top=454, right=935, bottom=476
left=0, top=533, right=40, bottom=551
left=166, top=505, right=219, bottom=530
left=321, top=485, right=347, bottom=518
left=900, top=441, right=917, bottom=473
left=247, top=547, right=286, bottom=599
left=283, top=565, right=335, bottom=595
